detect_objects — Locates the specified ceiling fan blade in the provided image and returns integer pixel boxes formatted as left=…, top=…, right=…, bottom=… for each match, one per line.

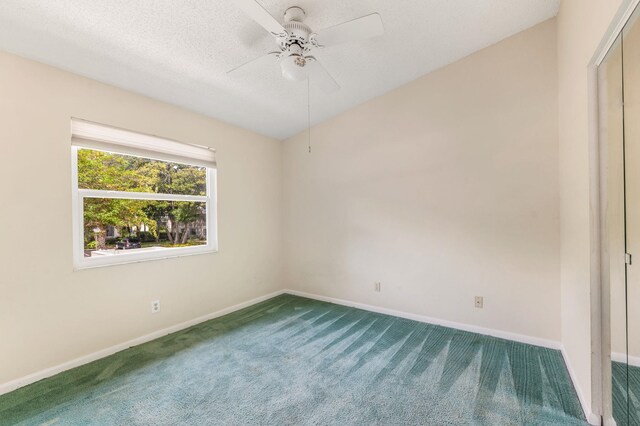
left=236, top=0, right=287, bottom=36
left=307, top=58, right=340, bottom=93
left=227, top=51, right=279, bottom=74
left=313, top=13, right=384, bottom=47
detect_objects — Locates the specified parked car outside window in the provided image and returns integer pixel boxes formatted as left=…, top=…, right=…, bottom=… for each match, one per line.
left=115, top=238, right=142, bottom=250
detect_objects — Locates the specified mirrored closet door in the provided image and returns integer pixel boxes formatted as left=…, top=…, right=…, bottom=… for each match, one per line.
left=602, top=5, right=640, bottom=425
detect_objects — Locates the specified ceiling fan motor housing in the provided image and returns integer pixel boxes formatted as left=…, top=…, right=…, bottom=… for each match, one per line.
left=279, top=22, right=312, bottom=51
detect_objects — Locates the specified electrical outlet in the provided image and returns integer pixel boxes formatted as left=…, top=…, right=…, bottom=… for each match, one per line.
left=374, top=282, right=381, bottom=292
left=151, top=300, right=161, bottom=313
left=474, top=296, right=483, bottom=309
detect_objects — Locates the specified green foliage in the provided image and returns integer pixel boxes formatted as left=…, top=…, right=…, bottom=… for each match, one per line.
left=83, top=198, right=151, bottom=230
left=137, top=232, right=156, bottom=243
left=78, top=149, right=207, bottom=249
left=78, top=150, right=206, bottom=195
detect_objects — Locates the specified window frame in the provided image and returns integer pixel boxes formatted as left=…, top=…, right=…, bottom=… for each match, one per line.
left=71, top=146, right=218, bottom=270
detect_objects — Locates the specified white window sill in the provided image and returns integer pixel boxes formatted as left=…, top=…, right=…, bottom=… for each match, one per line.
left=73, top=245, right=217, bottom=271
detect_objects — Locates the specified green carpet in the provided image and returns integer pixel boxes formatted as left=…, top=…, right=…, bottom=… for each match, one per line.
left=612, top=360, right=640, bottom=425
left=0, top=294, right=585, bottom=425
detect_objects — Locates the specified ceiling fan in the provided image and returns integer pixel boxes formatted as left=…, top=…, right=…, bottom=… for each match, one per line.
left=229, top=1, right=385, bottom=93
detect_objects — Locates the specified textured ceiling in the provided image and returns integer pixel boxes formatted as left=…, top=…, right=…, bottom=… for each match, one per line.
left=0, top=0, right=559, bottom=140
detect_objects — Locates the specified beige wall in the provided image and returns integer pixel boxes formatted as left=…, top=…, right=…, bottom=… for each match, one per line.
left=556, top=0, right=624, bottom=418
left=0, top=51, right=283, bottom=385
left=283, top=20, right=560, bottom=342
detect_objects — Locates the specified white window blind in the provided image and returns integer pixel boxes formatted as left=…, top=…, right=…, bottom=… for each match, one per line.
left=71, top=119, right=217, bottom=169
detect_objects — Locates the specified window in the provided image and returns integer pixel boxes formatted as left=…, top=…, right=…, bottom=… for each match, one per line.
left=71, top=119, right=217, bottom=269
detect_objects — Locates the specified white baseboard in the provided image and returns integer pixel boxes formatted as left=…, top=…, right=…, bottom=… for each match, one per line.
left=612, top=351, right=640, bottom=367
left=0, top=289, right=286, bottom=396
left=284, top=289, right=561, bottom=349
left=560, top=347, right=600, bottom=425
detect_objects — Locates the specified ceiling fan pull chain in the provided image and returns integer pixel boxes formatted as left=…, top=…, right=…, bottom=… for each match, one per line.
left=308, top=77, right=311, bottom=153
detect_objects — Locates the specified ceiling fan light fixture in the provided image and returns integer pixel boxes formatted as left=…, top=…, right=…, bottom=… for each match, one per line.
left=280, top=53, right=309, bottom=81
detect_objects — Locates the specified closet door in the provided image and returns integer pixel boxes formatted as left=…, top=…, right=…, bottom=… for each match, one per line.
left=623, top=10, right=640, bottom=426
left=600, top=32, right=626, bottom=426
